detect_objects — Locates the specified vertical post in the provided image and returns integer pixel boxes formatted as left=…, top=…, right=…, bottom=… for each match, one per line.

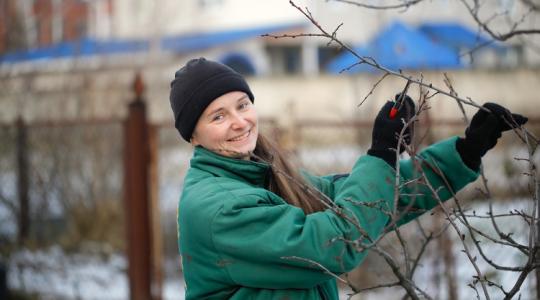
left=0, top=260, right=6, bottom=300
left=301, top=42, right=319, bottom=76
left=440, top=225, right=457, bottom=300
left=535, top=167, right=540, bottom=299
left=123, top=73, right=152, bottom=300
left=537, top=226, right=540, bottom=299
left=149, top=124, right=163, bottom=300
left=16, top=117, right=29, bottom=246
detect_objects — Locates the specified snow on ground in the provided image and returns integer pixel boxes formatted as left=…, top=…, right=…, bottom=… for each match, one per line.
left=4, top=144, right=538, bottom=299
left=357, top=198, right=537, bottom=300
left=8, top=247, right=186, bottom=300
left=7, top=198, right=537, bottom=299
left=450, top=198, right=536, bottom=299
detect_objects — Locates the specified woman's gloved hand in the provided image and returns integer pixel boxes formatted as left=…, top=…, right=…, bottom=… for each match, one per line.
left=456, top=102, right=528, bottom=171
left=367, top=93, right=416, bottom=167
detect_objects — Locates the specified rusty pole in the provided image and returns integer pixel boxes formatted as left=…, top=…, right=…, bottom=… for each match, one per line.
left=123, top=72, right=153, bottom=300
left=16, top=117, right=29, bottom=246
left=149, top=124, right=163, bottom=300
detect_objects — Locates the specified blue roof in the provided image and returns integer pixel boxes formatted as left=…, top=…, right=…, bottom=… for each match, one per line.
left=0, top=38, right=149, bottom=63
left=161, top=22, right=306, bottom=53
left=418, top=22, right=502, bottom=51
left=327, top=21, right=462, bottom=74
left=1, top=22, right=306, bottom=64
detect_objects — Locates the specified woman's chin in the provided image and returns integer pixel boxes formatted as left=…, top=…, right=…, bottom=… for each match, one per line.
left=227, top=144, right=255, bottom=158
left=225, top=136, right=257, bottom=157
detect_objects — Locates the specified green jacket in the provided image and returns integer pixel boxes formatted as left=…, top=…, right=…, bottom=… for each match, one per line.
left=178, top=136, right=479, bottom=299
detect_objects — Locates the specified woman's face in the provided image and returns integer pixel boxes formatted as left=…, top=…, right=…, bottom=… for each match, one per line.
left=191, top=91, right=258, bottom=160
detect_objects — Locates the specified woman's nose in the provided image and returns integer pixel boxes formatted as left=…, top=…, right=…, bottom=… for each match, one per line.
left=230, top=112, right=248, bottom=129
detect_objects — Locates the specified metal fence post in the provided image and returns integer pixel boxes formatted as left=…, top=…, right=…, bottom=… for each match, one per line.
left=149, top=124, right=163, bottom=300
left=0, top=260, right=6, bottom=300
left=16, top=117, right=29, bottom=246
left=123, top=73, right=155, bottom=300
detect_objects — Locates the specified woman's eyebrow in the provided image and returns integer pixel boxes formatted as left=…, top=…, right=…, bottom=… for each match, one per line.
left=205, top=94, right=248, bottom=118
left=206, top=107, right=224, bottom=118
left=236, top=94, right=248, bottom=102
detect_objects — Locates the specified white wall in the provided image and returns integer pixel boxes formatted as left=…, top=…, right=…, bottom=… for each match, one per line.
left=105, top=0, right=540, bottom=70
left=1, top=66, right=538, bottom=127
left=109, top=0, right=535, bottom=42
left=111, top=0, right=307, bottom=38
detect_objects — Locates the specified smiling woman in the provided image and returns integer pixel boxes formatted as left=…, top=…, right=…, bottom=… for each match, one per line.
left=167, top=58, right=525, bottom=300
left=169, top=58, right=327, bottom=216
left=191, top=91, right=258, bottom=160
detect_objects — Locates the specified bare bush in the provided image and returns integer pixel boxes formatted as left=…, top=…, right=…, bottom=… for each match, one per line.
left=260, top=1, right=540, bottom=298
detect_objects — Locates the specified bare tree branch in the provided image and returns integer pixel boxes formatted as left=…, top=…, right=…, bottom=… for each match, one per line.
left=459, top=0, right=540, bottom=41
left=327, top=0, right=426, bottom=11
left=520, top=0, right=540, bottom=12
left=264, top=1, right=492, bottom=112
left=359, top=72, right=390, bottom=107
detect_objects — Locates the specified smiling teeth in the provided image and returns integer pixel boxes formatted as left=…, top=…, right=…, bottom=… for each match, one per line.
left=230, top=131, right=249, bottom=141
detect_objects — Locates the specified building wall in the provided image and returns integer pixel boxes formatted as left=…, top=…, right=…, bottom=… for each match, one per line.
left=105, top=0, right=540, bottom=70
left=108, top=0, right=537, bottom=44
left=3, top=0, right=538, bottom=72
left=61, top=0, right=89, bottom=41
left=0, top=0, right=115, bottom=54
left=110, top=0, right=307, bottom=38
left=29, top=0, right=90, bottom=45
left=1, top=66, right=538, bottom=129
left=0, top=0, right=24, bottom=53
left=0, top=0, right=89, bottom=54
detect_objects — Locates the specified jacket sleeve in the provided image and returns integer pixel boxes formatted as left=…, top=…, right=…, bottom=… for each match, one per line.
left=211, top=154, right=397, bottom=289
left=306, top=136, right=479, bottom=227
left=393, top=136, right=479, bottom=226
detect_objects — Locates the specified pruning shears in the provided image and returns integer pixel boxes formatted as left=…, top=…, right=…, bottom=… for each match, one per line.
left=389, top=79, right=412, bottom=119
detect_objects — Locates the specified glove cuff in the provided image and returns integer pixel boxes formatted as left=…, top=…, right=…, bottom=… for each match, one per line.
left=367, top=148, right=397, bottom=168
left=456, top=137, right=481, bottom=171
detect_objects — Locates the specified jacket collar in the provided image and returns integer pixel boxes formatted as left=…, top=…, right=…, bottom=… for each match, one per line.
left=190, top=146, right=271, bottom=187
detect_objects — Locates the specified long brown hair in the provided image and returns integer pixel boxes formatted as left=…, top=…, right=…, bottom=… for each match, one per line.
left=252, top=134, right=328, bottom=215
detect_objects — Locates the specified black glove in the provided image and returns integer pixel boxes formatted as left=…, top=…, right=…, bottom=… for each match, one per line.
left=368, top=93, right=416, bottom=167
left=456, top=102, right=528, bottom=171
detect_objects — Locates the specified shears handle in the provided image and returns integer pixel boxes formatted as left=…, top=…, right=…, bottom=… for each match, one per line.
left=389, top=79, right=411, bottom=119
left=389, top=107, right=399, bottom=119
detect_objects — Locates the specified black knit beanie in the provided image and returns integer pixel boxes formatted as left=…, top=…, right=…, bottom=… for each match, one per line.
left=169, top=57, right=254, bottom=142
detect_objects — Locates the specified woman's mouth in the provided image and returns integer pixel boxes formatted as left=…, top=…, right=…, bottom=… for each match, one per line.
left=228, top=130, right=250, bottom=142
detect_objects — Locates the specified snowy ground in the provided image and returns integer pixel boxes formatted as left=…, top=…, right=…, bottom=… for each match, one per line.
left=7, top=247, right=356, bottom=299
left=8, top=247, right=186, bottom=300
left=4, top=144, right=538, bottom=299
left=6, top=200, right=537, bottom=300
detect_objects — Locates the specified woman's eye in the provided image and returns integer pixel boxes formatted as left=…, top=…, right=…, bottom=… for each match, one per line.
left=239, top=102, right=249, bottom=110
left=212, top=114, right=224, bottom=122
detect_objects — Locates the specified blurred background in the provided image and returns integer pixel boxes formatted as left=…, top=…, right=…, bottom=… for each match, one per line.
left=1, top=0, right=540, bottom=299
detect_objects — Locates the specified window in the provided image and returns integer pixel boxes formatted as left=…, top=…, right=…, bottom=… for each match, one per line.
left=318, top=46, right=345, bottom=72
left=221, top=53, right=256, bottom=76
left=266, top=45, right=302, bottom=75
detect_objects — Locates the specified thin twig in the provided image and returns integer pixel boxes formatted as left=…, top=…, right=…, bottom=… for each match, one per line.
left=359, top=72, right=390, bottom=107
left=328, top=0, right=426, bottom=10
